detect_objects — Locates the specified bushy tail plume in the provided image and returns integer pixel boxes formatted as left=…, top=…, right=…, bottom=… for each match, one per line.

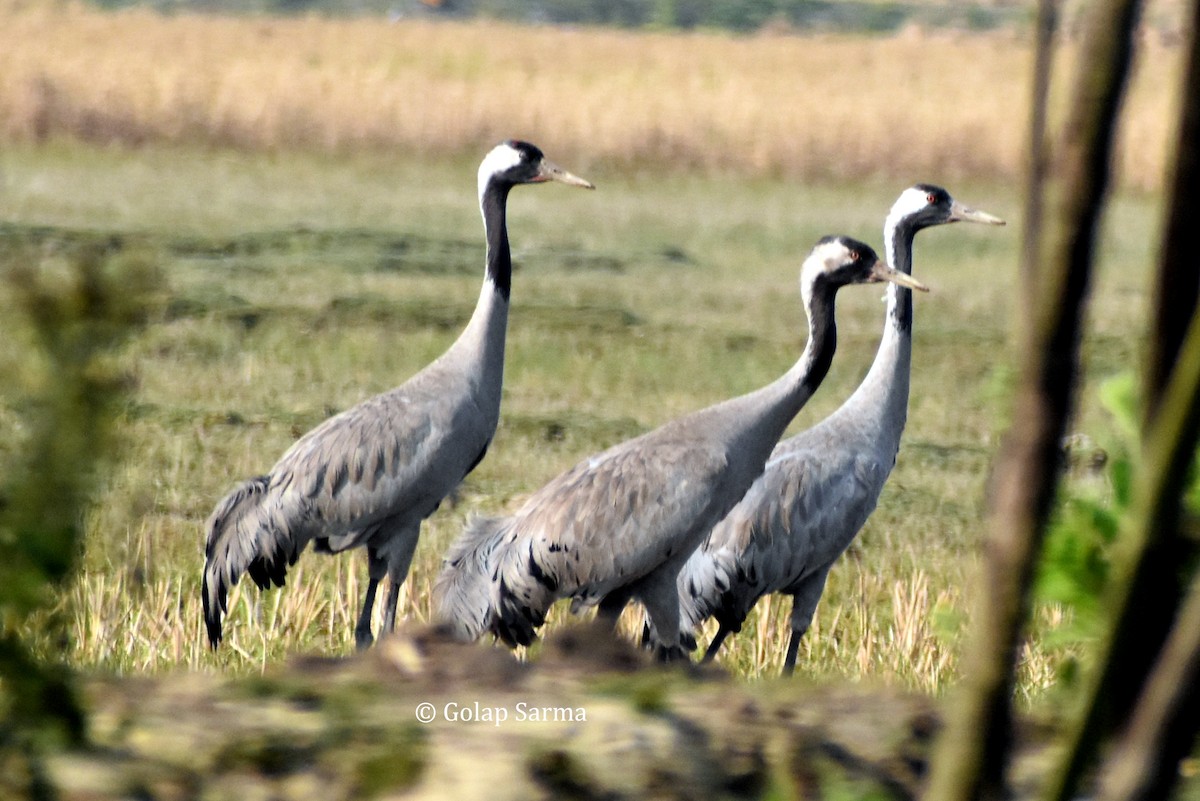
left=491, top=537, right=560, bottom=648
left=676, top=548, right=735, bottom=643
left=433, top=515, right=511, bottom=642
left=202, top=475, right=273, bottom=648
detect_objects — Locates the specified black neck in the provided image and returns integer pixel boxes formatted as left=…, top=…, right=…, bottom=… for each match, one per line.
left=888, top=223, right=917, bottom=332
left=481, top=181, right=513, bottom=301
left=799, top=278, right=839, bottom=397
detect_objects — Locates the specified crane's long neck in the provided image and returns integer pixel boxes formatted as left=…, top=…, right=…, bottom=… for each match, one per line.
left=780, top=279, right=839, bottom=417
left=450, top=179, right=512, bottom=402
left=842, top=214, right=917, bottom=436
left=739, top=279, right=840, bottom=448
left=883, top=215, right=917, bottom=338
left=481, top=181, right=513, bottom=301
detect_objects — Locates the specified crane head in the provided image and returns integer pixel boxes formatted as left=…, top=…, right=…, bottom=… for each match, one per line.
left=802, top=236, right=929, bottom=307
left=478, top=140, right=594, bottom=200
left=889, top=184, right=1006, bottom=231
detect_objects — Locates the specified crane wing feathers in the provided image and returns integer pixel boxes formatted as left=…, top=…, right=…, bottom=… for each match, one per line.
left=513, top=437, right=729, bottom=588
left=680, top=447, right=887, bottom=635
left=476, top=436, right=731, bottom=646
left=269, top=382, right=484, bottom=535
left=202, top=369, right=488, bottom=646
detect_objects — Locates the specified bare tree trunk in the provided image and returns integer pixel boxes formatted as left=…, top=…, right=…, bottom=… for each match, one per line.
left=1019, top=0, right=1058, bottom=294
left=924, top=2, right=1143, bottom=799
left=1145, top=0, right=1200, bottom=415
left=1045, top=4, right=1200, bottom=798
left=1097, top=572, right=1200, bottom=801
left=1104, top=0, right=1200, bottom=755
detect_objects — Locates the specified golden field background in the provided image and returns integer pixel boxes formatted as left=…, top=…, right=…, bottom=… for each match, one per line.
left=0, top=1, right=1185, bottom=188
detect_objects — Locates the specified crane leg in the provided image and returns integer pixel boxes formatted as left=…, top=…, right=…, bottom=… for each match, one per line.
left=355, top=577, right=380, bottom=651
left=781, top=626, right=806, bottom=676
left=382, top=581, right=402, bottom=638
left=380, top=523, right=421, bottom=639
left=596, top=587, right=633, bottom=629
left=355, top=549, right=390, bottom=650
left=702, top=625, right=732, bottom=663
left=781, top=571, right=829, bottom=675
left=641, top=575, right=688, bottom=662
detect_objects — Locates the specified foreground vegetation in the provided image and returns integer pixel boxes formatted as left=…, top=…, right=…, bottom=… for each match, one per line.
left=0, top=139, right=1160, bottom=697
left=13, top=625, right=948, bottom=801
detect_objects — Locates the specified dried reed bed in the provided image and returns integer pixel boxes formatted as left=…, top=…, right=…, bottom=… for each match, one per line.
left=0, top=3, right=1182, bottom=187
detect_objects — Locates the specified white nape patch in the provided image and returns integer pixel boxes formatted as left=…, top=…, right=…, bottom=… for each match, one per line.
left=478, top=142, right=525, bottom=200
left=799, top=238, right=852, bottom=306
left=892, top=186, right=934, bottom=220
left=811, top=239, right=852, bottom=275
left=883, top=187, right=935, bottom=242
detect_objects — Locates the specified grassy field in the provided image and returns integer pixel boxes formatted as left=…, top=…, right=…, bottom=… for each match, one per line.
left=0, top=3, right=1180, bottom=702
left=0, top=138, right=1161, bottom=701
left=0, top=3, right=1184, bottom=189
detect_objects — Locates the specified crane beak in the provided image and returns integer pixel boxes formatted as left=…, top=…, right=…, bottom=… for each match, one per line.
left=948, top=200, right=1005, bottom=226
left=536, top=159, right=595, bottom=189
left=870, top=262, right=931, bottom=292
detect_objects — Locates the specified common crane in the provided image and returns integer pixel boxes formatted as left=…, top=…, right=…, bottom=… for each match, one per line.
left=202, top=141, right=594, bottom=650
left=433, top=236, right=928, bottom=660
left=675, top=185, right=1003, bottom=674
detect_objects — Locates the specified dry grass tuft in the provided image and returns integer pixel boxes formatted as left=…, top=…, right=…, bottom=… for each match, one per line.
left=0, top=3, right=1183, bottom=188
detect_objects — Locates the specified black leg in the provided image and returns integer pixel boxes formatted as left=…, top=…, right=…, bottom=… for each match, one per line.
left=781, top=626, right=805, bottom=677
left=702, top=625, right=731, bottom=663
left=381, top=578, right=402, bottom=637
left=639, top=620, right=652, bottom=648
left=355, top=577, right=380, bottom=651
left=596, top=588, right=633, bottom=628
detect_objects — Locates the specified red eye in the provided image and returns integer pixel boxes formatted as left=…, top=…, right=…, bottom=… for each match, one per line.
left=926, top=193, right=937, bottom=204
left=850, top=250, right=860, bottom=261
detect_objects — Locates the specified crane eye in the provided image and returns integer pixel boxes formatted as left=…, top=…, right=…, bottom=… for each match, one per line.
left=926, top=193, right=937, bottom=204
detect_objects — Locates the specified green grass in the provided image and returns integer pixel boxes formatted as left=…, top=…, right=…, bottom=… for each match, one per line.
left=0, top=141, right=1160, bottom=696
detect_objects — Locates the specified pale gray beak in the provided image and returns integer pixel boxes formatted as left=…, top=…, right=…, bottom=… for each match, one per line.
left=870, top=261, right=931, bottom=292
left=537, top=159, right=595, bottom=190
left=948, top=199, right=1005, bottom=226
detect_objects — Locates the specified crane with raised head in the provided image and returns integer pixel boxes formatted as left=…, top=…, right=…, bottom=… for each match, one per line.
left=676, top=185, right=1004, bottom=675
left=202, top=141, right=594, bottom=650
left=434, top=236, right=928, bottom=660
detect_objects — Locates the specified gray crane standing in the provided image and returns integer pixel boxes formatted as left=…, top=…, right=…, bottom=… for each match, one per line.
left=202, top=141, right=593, bottom=649
left=434, top=236, right=928, bottom=659
left=675, top=185, right=1004, bottom=674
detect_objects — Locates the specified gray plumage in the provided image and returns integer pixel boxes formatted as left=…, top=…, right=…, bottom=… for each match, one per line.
left=434, top=236, right=928, bottom=659
left=676, top=185, right=1004, bottom=674
left=202, top=140, right=593, bottom=649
